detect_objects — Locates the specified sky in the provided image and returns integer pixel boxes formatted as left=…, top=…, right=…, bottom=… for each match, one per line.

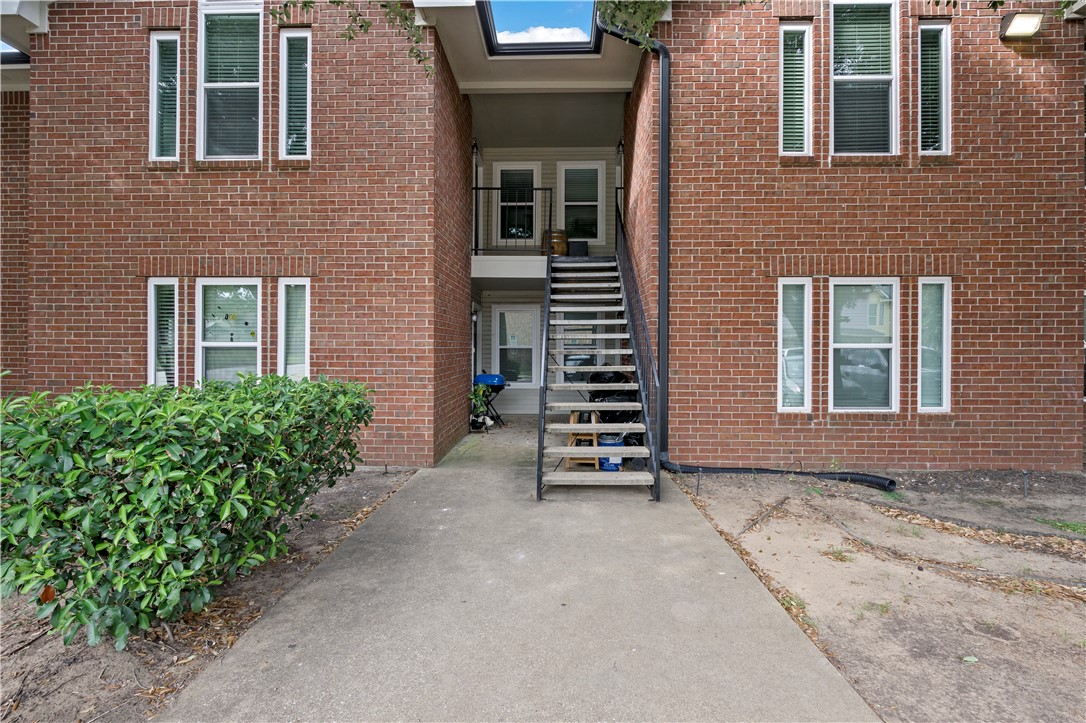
left=489, top=1, right=594, bottom=44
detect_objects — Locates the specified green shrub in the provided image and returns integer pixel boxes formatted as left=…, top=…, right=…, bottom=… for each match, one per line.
left=0, top=375, right=373, bottom=649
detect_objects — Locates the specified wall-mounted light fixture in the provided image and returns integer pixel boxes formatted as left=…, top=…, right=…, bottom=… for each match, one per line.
left=999, top=11, right=1043, bottom=40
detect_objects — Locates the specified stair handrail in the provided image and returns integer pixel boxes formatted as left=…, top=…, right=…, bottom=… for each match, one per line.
left=615, top=204, right=661, bottom=501
left=535, top=254, right=554, bottom=501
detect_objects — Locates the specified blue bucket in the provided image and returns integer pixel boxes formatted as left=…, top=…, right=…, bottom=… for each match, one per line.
left=598, top=434, right=624, bottom=472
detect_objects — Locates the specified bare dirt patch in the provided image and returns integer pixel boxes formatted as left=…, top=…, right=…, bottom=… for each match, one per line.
left=0, top=466, right=413, bottom=723
left=677, top=469, right=1086, bottom=722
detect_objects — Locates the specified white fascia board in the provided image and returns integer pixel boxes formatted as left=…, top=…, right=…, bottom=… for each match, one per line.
left=1065, top=0, right=1086, bottom=20
left=472, top=256, right=547, bottom=279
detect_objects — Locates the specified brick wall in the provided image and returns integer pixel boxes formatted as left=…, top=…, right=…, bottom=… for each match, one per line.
left=655, top=1, right=1084, bottom=470
left=13, top=1, right=463, bottom=467
left=0, top=91, right=29, bottom=393
left=431, top=34, right=473, bottom=463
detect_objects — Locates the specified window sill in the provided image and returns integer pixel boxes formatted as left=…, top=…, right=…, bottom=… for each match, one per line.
left=276, top=158, right=311, bottom=170
left=779, top=155, right=818, bottom=167
left=146, top=160, right=181, bottom=171
left=194, top=159, right=263, bottom=171
left=830, top=155, right=905, bottom=168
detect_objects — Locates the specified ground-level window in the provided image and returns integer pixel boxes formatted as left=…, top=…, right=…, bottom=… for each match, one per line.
left=778, top=279, right=812, bottom=411
left=493, top=305, right=538, bottom=386
left=830, top=278, right=898, bottom=411
left=148, top=278, right=178, bottom=386
left=278, top=278, right=310, bottom=379
left=558, top=162, right=605, bottom=244
left=918, top=278, right=951, bottom=411
left=197, top=279, right=260, bottom=383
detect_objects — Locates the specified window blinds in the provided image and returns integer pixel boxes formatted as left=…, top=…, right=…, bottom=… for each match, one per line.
left=204, top=14, right=259, bottom=157
left=833, top=4, right=892, bottom=154
left=282, top=283, right=307, bottom=378
left=919, top=28, right=945, bottom=152
left=155, top=38, right=178, bottom=159
left=781, top=30, right=807, bottom=153
left=284, top=35, right=309, bottom=156
left=153, top=284, right=176, bottom=386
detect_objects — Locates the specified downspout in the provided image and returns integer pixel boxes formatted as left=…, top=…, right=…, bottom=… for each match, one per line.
left=595, top=15, right=671, bottom=459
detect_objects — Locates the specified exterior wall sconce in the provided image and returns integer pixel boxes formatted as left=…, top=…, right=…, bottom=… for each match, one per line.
left=999, top=11, right=1043, bottom=40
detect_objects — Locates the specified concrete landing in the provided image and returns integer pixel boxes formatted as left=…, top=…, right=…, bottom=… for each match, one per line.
left=163, top=420, right=877, bottom=722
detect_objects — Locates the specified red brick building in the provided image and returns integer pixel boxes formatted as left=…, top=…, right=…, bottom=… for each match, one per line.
left=1, top=1, right=1083, bottom=473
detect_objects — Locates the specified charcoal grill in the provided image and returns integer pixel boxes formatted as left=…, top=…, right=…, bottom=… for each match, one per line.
left=473, top=373, right=507, bottom=427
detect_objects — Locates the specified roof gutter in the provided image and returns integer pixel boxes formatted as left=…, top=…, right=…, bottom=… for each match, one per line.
left=595, top=15, right=671, bottom=459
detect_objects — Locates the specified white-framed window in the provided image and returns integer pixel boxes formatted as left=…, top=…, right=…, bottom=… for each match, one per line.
left=279, top=28, right=311, bottom=159
left=831, top=1, right=897, bottom=155
left=147, top=278, right=179, bottom=386
left=557, top=161, right=606, bottom=244
left=278, top=277, right=310, bottom=379
left=830, top=278, right=899, bottom=411
left=149, top=31, right=180, bottom=162
left=197, top=1, right=262, bottom=160
left=778, top=278, right=812, bottom=412
left=492, top=304, right=539, bottom=387
left=492, top=163, right=541, bottom=248
left=196, top=278, right=261, bottom=383
left=919, top=21, right=950, bottom=154
left=780, top=23, right=812, bottom=155
left=918, top=278, right=951, bottom=412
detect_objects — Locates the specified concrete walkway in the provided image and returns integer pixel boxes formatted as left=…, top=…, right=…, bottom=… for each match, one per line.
left=164, top=420, right=877, bottom=722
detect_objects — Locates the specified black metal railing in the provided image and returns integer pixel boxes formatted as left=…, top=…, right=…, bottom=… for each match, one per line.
left=535, top=254, right=554, bottom=501
left=615, top=204, right=661, bottom=501
left=473, top=186, right=554, bottom=255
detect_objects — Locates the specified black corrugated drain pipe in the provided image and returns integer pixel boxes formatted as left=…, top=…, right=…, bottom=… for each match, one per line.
left=662, top=460, right=897, bottom=492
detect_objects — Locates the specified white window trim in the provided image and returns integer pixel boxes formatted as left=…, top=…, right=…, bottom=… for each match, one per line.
left=277, top=277, right=311, bottom=379
left=778, top=278, right=812, bottom=413
left=557, top=161, right=607, bottom=244
left=279, top=28, right=312, bottom=160
left=779, top=22, right=812, bottom=156
left=918, top=277, right=951, bottom=413
left=491, top=162, right=542, bottom=247
left=195, top=277, right=262, bottom=385
left=149, top=31, right=180, bottom=162
left=197, top=1, right=263, bottom=161
left=918, top=21, right=951, bottom=156
left=147, top=277, right=179, bottom=386
left=829, top=277, right=900, bottom=412
left=829, top=0, right=899, bottom=156
left=492, top=304, right=539, bottom=388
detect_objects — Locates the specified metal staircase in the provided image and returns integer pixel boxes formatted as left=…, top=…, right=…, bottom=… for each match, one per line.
left=535, top=256, right=660, bottom=500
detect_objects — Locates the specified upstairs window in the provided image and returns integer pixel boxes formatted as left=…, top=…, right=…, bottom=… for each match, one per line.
left=780, top=23, right=811, bottom=155
left=150, top=32, right=179, bottom=161
left=919, top=22, right=950, bottom=154
left=199, top=5, right=261, bottom=160
left=280, top=28, right=311, bottom=159
left=558, top=162, right=604, bottom=244
left=832, top=2, right=896, bottom=154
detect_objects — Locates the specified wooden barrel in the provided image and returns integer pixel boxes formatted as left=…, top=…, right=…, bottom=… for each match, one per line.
left=545, top=230, right=568, bottom=256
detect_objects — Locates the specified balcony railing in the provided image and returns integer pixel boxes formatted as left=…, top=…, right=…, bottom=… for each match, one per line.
left=473, top=186, right=553, bottom=255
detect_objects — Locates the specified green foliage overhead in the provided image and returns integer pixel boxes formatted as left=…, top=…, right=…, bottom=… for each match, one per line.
left=1, top=376, right=374, bottom=649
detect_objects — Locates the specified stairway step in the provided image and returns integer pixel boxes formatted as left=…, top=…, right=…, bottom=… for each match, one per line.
left=551, top=332, right=629, bottom=340
left=551, top=348, right=629, bottom=355
left=552, top=282, right=620, bottom=289
left=541, top=471, right=655, bottom=486
left=552, top=271, right=620, bottom=279
left=547, top=423, right=646, bottom=434
left=548, top=383, right=638, bottom=391
left=548, top=365, right=635, bottom=372
left=547, top=402, right=643, bottom=411
left=543, top=445, right=650, bottom=458
left=552, top=261, right=616, bottom=269
left=550, top=294, right=623, bottom=301
left=549, top=305, right=625, bottom=313
left=549, top=318, right=627, bottom=326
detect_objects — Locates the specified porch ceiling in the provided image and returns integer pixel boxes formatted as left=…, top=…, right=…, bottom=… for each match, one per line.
left=471, top=92, right=625, bottom=147
left=416, top=1, right=642, bottom=94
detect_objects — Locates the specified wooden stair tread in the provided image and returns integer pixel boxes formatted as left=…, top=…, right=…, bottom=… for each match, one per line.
left=547, top=401, right=643, bottom=411
left=541, top=471, right=655, bottom=486
left=548, top=383, right=638, bottom=391
left=543, top=446, right=650, bottom=458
